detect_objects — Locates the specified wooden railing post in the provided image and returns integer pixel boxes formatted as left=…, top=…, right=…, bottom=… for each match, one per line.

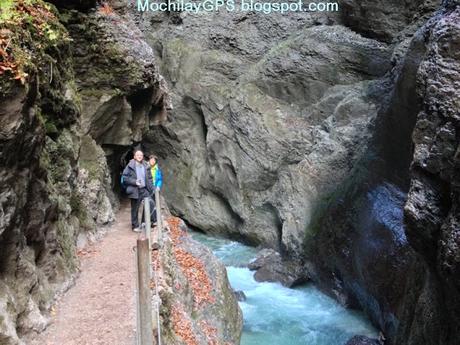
left=136, top=237, right=153, bottom=345
left=134, top=247, right=141, bottom=345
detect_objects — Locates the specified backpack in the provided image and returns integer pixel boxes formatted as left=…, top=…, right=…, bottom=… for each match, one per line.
left=120, top=175, right=127, bottom=192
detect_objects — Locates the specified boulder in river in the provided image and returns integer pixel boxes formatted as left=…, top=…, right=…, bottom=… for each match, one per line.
left=233, top=290, right=247, bottom=302
left=248, top=248, right=309, bottom=287
left=345, top=335, right=381, bottom=345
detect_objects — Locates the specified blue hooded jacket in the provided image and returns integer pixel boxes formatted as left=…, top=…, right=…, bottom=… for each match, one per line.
left=150, top=163, right=163, bottom=189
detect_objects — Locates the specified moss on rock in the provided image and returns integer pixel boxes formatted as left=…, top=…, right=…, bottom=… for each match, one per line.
left=0, top=0, right=70, bottom=96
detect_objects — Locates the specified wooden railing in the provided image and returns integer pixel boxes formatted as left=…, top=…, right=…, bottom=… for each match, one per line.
left=134, top=191, right=163, bottom=345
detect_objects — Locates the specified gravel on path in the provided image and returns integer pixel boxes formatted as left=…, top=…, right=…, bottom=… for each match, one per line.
left=28, top=202, right=138, bottom=345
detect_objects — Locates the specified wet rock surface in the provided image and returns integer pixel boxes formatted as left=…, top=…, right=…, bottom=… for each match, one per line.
left=400, top=3, right=460, bottom=345
left=345, top=335, right=381, bottom=345
left=248, top=248, right=308, bottom=287
left=233, top=290, right=246, bottom=302
left=340, top=0, right=440, bottom=43
left=306, top=2, right=460, bottom=345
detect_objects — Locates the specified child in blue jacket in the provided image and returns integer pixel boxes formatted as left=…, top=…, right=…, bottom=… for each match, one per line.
left=148, top=154, right=163, bottom=191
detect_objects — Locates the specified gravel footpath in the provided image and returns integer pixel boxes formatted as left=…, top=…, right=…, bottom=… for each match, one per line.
left=29, top=202, right=137, bottom=345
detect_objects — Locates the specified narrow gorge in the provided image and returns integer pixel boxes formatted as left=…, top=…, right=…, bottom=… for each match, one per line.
left=0, top=0, right=459, bottom=345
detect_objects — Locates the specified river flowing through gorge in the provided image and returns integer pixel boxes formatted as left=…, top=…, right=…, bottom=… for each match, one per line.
left=191, top=232, right=379, bottom=345
left=1, top=1, right=459, bottom=344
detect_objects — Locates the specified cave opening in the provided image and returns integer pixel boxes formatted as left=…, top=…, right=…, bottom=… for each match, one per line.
left=102, top=142, right=161, bottom=199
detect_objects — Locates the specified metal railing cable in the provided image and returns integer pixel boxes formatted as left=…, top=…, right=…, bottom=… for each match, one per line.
left=151, top=255, right=162, bottom=345
left=154, top=188, right=162, bottom=345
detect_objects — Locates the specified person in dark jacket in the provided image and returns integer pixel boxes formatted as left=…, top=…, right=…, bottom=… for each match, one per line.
left=121, top=149, right=156, bottom=232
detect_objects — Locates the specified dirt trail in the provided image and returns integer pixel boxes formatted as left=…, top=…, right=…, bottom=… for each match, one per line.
left=29, top=202, right=137, bottom=345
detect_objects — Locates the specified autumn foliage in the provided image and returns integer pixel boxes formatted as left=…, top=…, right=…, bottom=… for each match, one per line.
left=0, top=0, right=67, bottom=86
left=98, top=2, right=115, bottom=16
left=168, top=216, right=186, bottom=243
left=0, top=28, right=23, bottom=82
left=168, top=216, right=216, bottom=308
left=163, top=217, right=221, bottom=344
left=151, top=216, right=220, bottom=344
left=199, top=320, right=219, bottom=345
left=171, top=304, right=199, bottom=345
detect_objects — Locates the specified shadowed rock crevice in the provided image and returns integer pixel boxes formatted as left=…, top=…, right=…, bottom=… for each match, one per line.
left=251, top=202, right=285, bottom=253
left=303, top=3, right=460, bottom=345
left=339, top=0, right=441, bottom=43
left=182, top=96, right=208, bottom=145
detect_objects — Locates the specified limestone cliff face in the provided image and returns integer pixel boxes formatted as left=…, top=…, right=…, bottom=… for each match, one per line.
left=307, top=2, right=460, bottom=344
left=340, top=0, right=440, bottom=42
left=0, top=3, right=81, bottom=342
left=0, top=1, right=167, bottom=343
left=400, top=3, right=460, bottom=344
left=140, top=4, right=395, bottom=255
left=134, top=1, right=459, bottom=344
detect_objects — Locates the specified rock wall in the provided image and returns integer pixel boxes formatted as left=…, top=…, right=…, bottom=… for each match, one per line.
left=157, top=216, right=243, bottom=345
left=139, top=2, right=396, bottom=256
left=0, top=3, right=82, bottom=343
left=400, top=2, right=460, bottom=344
left=134, top=1, right=459, bottom=345
left=340, top=0, right=439, bottom=43
left=0, top=1, right=244, bottom=343
left=306, top=2, right=460, bottom=344
left=0, top=1, right=168, bottom=343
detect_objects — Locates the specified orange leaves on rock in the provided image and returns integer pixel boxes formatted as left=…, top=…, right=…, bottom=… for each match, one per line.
left=168, top=216, right=215, bottom=308
left=98, top=2, right=115, bottom=16
left=76, top=248, right=98, bottom=257
left=168, top=216, right=188, bottom=244
left=2, top=1, right=56, bottom=37
left=174, top=247, right=216, bottom=308
left=199, top=320, right=218, bottom=345
left=7, top=1, right=56, bottom=26
left=151, top=248, right=160, bottom=271
left=149, top=278, right=156, bottom=290
left=171, top=304, right=199, bottom=345
left=0, top=29, right=26, bottom=82
left=0, top=1, right=59, bottom=84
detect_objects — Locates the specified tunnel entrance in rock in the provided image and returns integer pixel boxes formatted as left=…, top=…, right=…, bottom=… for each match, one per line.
left=102, top=142, right=155, bottom=198
left=103, top=145, right=135, bottom=197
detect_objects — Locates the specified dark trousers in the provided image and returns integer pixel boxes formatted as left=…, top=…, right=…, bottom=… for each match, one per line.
left=130, top=188, right=156, bottom=229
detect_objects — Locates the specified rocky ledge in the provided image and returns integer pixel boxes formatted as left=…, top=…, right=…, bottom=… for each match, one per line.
left=248, top=248, right=308, bottom=287
left=155, top=215, right=243, bottom=344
